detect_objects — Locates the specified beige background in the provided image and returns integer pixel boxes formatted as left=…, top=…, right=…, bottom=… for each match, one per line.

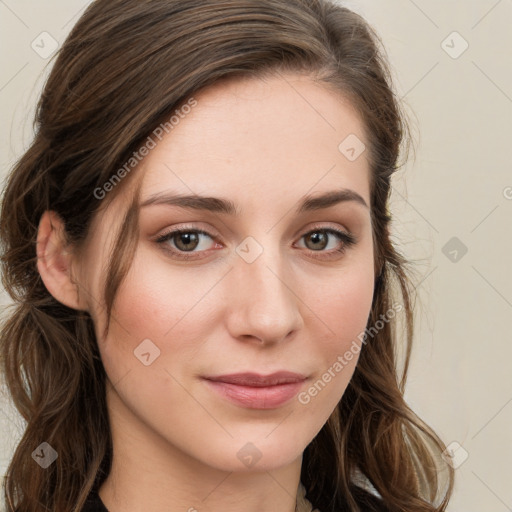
left=1, top=1, right=511, bottom=511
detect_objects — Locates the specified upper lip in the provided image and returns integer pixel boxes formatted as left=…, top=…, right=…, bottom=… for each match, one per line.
left=203, top=371, right=306, bottom=387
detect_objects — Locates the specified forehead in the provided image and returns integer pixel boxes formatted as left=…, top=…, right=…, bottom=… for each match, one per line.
left=138, top=72, right=370, bottom=214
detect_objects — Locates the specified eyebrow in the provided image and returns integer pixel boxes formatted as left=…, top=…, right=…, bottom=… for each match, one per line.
left=140, top=188, right=369, bottom=215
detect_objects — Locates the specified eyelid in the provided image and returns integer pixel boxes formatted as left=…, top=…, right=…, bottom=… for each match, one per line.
left=303, top=222, right=354, bottom=239
left=154, top=223, right=219, bottom=243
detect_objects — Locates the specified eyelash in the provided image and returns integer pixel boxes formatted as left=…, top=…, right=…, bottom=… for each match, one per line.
left=155, top=225, right=357, bottom=261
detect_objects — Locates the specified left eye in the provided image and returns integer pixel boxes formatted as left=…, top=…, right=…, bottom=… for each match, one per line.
left=297, top=228, right=355, bottom=252
left=155, top=227, right=356, bottom=260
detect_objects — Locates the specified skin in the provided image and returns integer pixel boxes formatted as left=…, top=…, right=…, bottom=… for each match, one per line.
left=36, top=72, right=375, bottom=512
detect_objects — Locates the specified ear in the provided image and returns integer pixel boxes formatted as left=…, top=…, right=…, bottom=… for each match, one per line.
left=36, top=210, right=88, bottom=311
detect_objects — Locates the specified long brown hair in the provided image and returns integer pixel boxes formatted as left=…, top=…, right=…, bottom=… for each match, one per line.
left=0, top=1, right=454, bottom=510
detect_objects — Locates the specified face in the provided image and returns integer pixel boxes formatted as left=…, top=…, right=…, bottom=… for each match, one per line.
left=76, top=72, right=375, bottom=473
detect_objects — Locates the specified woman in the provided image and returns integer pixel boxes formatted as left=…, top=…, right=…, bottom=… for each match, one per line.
left=0, top=0, right=454, bottom=511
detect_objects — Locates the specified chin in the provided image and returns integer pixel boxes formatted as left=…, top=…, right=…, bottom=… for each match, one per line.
left=199, top=431, right=307, bottom=473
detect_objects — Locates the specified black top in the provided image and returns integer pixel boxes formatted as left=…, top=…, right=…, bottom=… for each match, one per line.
left=81, top=486, right=389, bottom=512
left=82, top=489, right=109, bottom=512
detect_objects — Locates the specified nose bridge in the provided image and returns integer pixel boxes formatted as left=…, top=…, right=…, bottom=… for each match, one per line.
left=227, top=235, right=302, bottom=343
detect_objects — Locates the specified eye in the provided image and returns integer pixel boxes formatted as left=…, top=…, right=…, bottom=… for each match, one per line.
left=155, top=225, right=357, bottom=261
left=155, top=227, right=219, bottom=260
left=295, top=227, right=357, bottom=260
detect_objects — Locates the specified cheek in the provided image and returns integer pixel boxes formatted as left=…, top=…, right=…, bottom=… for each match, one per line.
left=309, top=258, right=375, bottom=344
left=95, top=247, right=217, bottom=378
left=300, top=259, right=374, bottom=402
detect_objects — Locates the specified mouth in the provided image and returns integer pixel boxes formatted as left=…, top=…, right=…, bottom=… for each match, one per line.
left=203, top=371, right=306, bottom=386
left=202, top=371, right=307, bottom=409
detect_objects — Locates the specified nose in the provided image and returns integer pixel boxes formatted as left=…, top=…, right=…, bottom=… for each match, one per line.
left=224, top=244, right=304, bottom=346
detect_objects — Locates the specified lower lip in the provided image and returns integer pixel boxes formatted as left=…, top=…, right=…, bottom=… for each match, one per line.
left=203, top=379, right=304, bottom=409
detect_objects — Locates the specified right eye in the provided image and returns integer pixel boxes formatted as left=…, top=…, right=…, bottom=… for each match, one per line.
left=155, top=227, right=221, bottom=260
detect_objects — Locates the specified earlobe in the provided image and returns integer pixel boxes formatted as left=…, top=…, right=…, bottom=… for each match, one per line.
left=36, top=210, right=88, bottom=311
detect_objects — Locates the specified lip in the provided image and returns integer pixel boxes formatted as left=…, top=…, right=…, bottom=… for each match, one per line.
left=204, top=371, right=306, bottom=386
left=202, top=371, right=307, bottom=409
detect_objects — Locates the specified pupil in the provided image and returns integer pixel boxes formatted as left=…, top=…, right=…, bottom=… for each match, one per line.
left=309, top=232, right=326, bottom=250
left=177, top=232, right=198, bottom=250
